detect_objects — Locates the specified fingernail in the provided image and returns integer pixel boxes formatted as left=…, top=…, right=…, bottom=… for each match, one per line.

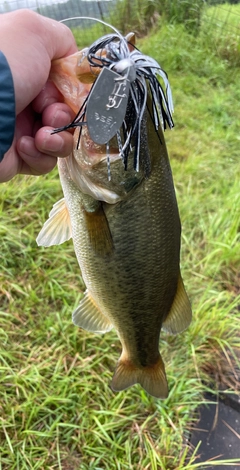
left=42, top=129, right=64, bottom=152
left=53, top=110, right=72, bottom=128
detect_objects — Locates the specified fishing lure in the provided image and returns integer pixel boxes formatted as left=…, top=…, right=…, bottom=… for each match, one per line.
left=53, top=18, right=174, bottom=178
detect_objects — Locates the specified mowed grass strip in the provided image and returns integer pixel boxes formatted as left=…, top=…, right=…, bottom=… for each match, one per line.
left=0, top=5, right=240, bottom=470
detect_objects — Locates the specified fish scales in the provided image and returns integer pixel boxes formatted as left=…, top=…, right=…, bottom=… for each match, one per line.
left=37, top=37, right=192, bottom=398
left=57, top=118, right=184, bottom=395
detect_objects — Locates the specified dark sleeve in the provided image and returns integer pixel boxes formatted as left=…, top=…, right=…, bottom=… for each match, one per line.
left=0, top=51, right=15, bottom=162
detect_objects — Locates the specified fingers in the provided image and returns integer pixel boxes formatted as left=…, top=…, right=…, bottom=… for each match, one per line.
left=18, top=99, right=74, bottom=163
left=17, top=138, right=58, bottom=176
left=37, top=13, right=78, bottom=60
left=36, top=101, right=74, bottom=157
left=35, top=126, right=73, bottom=157
left=33, top=81, right=63, bottom=114
left=0, top=119, right=73, bottom=182
left=18, top=125, right=73, bottom=161
left=33, top=83, right=75, bottom=128
left=15, top=98, right=74, bottom=178
left=42, top=101, right=75, bottom=128
left=0, top=10, right=77, bottom=182
left=0, top=142, right=20, bottom=182
left=1, top=11, right=77, bottom=115
left=16, top=99, right=74, bottom=176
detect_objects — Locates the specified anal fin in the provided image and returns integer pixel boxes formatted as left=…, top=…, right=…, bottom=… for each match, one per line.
left=72, top=290, right=113, bottom=333
left=111, top=353, right=168, bottom=399
left=162, top=274, right=192, bottom=335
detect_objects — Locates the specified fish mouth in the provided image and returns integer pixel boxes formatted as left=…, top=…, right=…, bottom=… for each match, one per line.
left=66, top=126, right=130, bottom=204
left=50, top=50, right=131, bottom=170
left=74, top=126, right=121, bottom=168
left=50, top=50, right=103, bottom=115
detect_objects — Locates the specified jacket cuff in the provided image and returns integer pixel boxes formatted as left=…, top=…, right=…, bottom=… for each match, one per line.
left=0, top=51, right=16, bottom=162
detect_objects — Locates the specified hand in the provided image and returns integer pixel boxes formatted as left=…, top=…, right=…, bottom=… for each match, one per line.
left=0, top=10, right=78, bottom=182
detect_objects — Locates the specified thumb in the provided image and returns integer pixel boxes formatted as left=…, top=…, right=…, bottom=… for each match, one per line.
left=0, top=10, right=77, bottom=114
left=36, top=13, right=78, bottom=60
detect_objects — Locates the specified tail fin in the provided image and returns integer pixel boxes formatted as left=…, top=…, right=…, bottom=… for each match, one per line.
left=111, top=355, right=168, bottom=399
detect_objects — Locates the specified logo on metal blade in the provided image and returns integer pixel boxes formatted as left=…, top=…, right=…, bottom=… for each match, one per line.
left=86, top=67, right=130, bottom=145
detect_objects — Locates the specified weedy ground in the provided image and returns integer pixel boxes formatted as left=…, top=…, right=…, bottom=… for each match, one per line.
left=0, top=4, right=239, bottom=470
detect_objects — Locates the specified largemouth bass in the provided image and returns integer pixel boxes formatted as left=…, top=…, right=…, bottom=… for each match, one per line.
left=37, top=33, right=192, bottom=398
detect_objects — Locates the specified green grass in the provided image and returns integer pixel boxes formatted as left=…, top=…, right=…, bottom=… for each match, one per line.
left=0, top=5, right=240, bottom=469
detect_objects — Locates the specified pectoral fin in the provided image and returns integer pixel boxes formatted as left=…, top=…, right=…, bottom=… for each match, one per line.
left=36, top=198, right=72, bottom=247
left=83, top=203, right=114, bottom=256
left=72, top=290, right=113, bottom=333
left=162, top=274, right=192, bottom=335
